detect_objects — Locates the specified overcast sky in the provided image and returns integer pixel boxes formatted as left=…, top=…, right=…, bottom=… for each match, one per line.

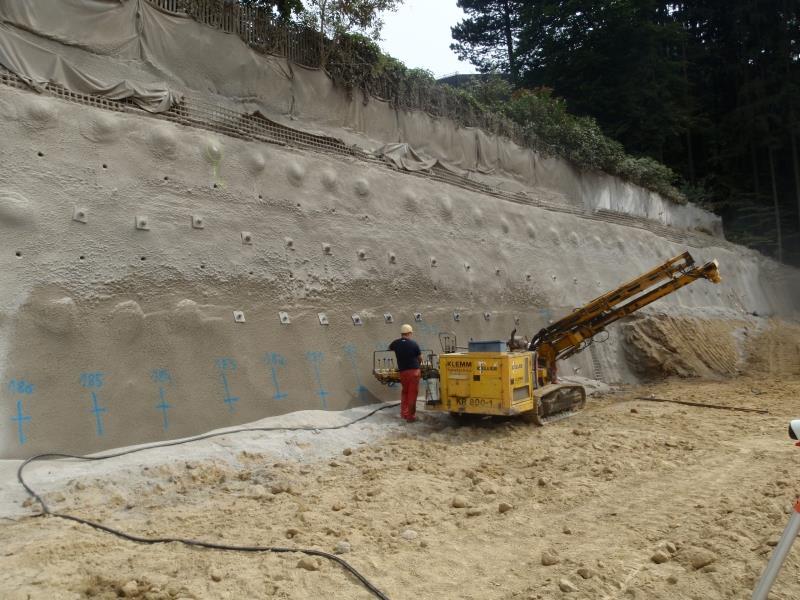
left=379, top=0, right=478, bottom=78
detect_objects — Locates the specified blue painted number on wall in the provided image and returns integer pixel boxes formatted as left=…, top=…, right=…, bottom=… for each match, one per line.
left=7, top=379, right=35, bottom=395
left=80, top=372, right=105, bottom=389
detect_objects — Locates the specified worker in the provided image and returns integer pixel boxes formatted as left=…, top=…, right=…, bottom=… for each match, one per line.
left=389, top=324, right=422, bottom=422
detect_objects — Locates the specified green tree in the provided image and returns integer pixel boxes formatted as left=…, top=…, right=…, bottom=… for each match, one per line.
left=451, top=1, right=525, bottom=83
left=301, top=0, right=403, bottom=66
left=516, top=1, right=690, bottom=163
left=238, top=0, right=304, bottom=20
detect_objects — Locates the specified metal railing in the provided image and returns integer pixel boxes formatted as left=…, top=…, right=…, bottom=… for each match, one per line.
left=144, top=0, right=524, bottom=141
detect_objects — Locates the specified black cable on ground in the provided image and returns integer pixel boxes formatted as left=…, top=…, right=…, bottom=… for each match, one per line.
left=17, top=402, right=401, bottom=600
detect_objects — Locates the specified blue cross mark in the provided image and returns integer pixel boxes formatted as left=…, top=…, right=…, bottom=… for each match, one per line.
left=343, top=345, right=369, bottom=403
left=12, top=399, right=31, bottom=445
left=265, top=352, right=288, bottom=401
left=306, top=351, right=330, bottom=408
left=90, top=391, right=108, bottom=436
left=219, top=371, right=239, bottom=413
left=156, top=387, right=173, bottom=431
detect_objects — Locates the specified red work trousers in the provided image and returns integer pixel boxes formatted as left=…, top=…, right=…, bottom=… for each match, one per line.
left=398, top=369, right=421, bottom=420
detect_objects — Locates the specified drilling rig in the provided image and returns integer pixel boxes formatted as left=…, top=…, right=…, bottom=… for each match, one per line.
left=374, top=251, right=721, bottom=423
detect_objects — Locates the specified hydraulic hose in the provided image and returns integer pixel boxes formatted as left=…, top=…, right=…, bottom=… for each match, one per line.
left=17, top=402, right=401, bottom=600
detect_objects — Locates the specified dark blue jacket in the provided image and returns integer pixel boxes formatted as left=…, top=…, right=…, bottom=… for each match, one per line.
left=389, top=338, right=421, bottom=371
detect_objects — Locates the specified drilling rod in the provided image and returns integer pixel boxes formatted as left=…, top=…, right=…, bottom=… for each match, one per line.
left=529, top=252, right=721, bottom=366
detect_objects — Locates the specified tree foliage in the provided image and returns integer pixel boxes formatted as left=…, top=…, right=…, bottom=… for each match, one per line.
left=451, top=1, right=525, bottom=83
left=301, top=0, right=402, bottom=60
left=237, top=0, right=304, bottom=20
left=451, top=0, right=800, bottom=264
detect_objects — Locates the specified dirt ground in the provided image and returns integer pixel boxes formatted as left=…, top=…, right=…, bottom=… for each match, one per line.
left=1, top=376, right=799, bottom=600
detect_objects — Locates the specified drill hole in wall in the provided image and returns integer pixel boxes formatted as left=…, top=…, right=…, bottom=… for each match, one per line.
left=79, top=255, right=85, bottom=261
left=163, top=176, right=169, bottom=181
left=213, top=183, right=218, bottom=189
left=200, top=264, right=206, bottom=269
left=140, top=256, right=147, bottom=261
left=37, top=151, right=43, bottom=157
left=15, top=251, right=22, bottom=258
left=258, top=194, right=263, bottom=200
left=102, top=164, right=108, bottom=169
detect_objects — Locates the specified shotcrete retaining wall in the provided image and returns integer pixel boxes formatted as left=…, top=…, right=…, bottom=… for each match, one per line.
left=1, top=1, right=798, bottom=458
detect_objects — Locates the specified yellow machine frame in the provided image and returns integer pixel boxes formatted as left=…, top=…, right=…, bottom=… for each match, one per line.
left=438, top=352, right=534, bottom=416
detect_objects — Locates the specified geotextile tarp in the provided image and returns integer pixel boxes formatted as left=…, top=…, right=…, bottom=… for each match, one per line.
left=0, top=0, right=529, bottom=175
left=0, top=0, right=724, bottom=233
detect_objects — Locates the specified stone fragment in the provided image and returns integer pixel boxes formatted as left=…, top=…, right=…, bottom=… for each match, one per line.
left=401, top=529, right=418, bottom=540
left=686, top=547, right=717, bottom=570
left=537, top=478, right=548, bottom=487
left=342, top=448, right=352, bottom=456
left=121, top=580, right=138, bottom=596
left=479, top=481, right=498, bottom=494
left=562, top=526, right=572, bottom=535
left=466, top=508, right=483, bottom=517
left=332, top=502, right=345, bottom=511
left=651, top=550, right=670, bottom=564
left=667, top=574, right=679, bottom=584
left=451, top=496, right=467, bottom=508
left=297, top=557, right=320, bottom=571
left=665, top=542, right=677, bottom=554
left=209, top=569, right=222, bottom=582
left=541, top=550, right=561, bottom=566
left=558, top=578, right=578, bottom=592
left=334, top=541, right=351, bottom=554
left=631, top=408, right=639, bottom=414
left=576, top=567, right=594, bottom=579
left=498, top=502, right=513, bottom=514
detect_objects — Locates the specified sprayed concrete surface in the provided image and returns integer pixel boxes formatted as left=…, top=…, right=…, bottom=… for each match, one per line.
left=0, top=0, right=798, bottom=458
left=1, top=376, right=799, bottom=599
left=0, top=83, right=799, bottom=458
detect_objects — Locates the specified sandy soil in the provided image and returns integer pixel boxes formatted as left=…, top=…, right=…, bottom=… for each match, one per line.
left=1, top=376, right=799, bottom=600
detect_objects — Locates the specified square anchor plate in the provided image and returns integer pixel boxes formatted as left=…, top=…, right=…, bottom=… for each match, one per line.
left=191, top=215, right=205, bottom=229
left=383, top=313, right=394, bottom=324
left=453, top=311, right=461, bottom=322
left=135, top=216, right=150, bottom=230
left=352, top=314, right=363, bottom=326
left=279, top=311, right=290, bottom=324
left=414, top=312, right=423, bottom=322
left=72, top=207, right=88, bottom=224
left=318, top=312, right=329, bottom=326
left=241, top=231, right=253, bottom=245
left=484, top=312, right=491, bottom=321
left=233, top=311, right=246, bottom=323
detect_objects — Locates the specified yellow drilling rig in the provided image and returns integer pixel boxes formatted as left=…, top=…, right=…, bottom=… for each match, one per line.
left=373, top=251, right=721, bottom=423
